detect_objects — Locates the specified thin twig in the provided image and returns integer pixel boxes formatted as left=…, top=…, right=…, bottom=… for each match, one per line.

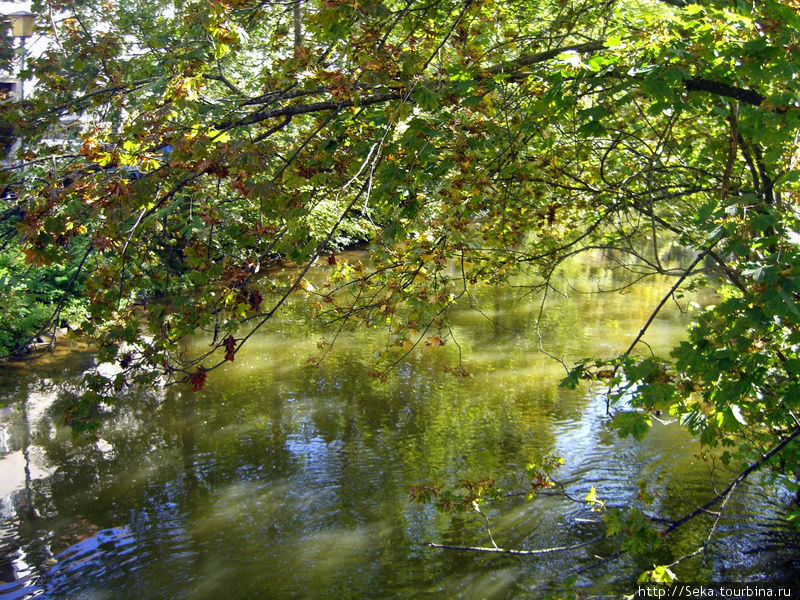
left=425, top=535, right=605, bottom=556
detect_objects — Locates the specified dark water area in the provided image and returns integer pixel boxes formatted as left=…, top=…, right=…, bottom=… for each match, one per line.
left=0, top=251, right=798, bottom=598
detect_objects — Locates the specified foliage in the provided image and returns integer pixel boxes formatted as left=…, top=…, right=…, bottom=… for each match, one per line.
left=0, top=239, right=88, bottom=355
left=409, top=477, right=500, bottom=512
left=3, top=0, right=800, bottom=585
left=638, top=565, right=677, bottom=585
left=585, top=485, right=661, bottom=554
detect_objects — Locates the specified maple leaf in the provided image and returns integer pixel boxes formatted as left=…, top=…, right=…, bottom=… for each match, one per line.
left=119, top=352, right=133, bottom=369
left=248, top=290, right=263, bottom=312
left=189, top=367, right=207, bottom=391
left=425, top=335, right=444, bottom=348
left=224, top=335, right=236, bottom=361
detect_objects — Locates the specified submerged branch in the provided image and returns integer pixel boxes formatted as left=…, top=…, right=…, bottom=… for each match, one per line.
left=425, top=535, right=604, bottom=556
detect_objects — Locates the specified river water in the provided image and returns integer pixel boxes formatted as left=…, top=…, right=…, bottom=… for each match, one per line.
left=0, top=251, right=797, bottom=598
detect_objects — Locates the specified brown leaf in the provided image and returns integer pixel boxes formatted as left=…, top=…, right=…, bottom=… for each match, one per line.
left=189, top=367, right=207, bottom=391
left=224, top=336, right=236, bottom=361
left=248, top=290, right=263, bottom=312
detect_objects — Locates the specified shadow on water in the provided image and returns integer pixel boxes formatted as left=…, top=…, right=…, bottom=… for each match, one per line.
left=0, top=251, right=798, bottom=598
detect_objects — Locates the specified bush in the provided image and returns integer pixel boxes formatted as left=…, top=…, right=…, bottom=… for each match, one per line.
left=0, top=243, right=88, bottom=356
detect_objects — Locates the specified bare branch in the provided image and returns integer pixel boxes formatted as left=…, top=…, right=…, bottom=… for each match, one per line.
left=425, top=535, right=604, bottom=555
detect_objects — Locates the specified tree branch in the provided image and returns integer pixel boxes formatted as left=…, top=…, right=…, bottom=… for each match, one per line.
left=684, top=78, right=764, bottom=108
left=425, top=535, right=604, bottom=555
left=665, top=425, right=800, bottom=534
left=487, top=41, right=605, bottom=76
left=577, top=424, right=800, bottom=575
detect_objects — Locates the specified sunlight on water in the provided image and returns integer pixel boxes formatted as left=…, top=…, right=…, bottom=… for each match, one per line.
left=192, top=480, right=292, bottom=534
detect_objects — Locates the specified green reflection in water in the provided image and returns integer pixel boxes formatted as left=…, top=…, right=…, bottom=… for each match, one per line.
left=0, top=251, right=797, bottom=599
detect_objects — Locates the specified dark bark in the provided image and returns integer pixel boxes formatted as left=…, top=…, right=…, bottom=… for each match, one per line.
left=684, top=78, right=765, bottom=107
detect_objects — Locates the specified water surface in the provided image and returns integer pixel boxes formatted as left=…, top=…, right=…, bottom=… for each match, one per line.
left=0, top=251, right=797, bottom=598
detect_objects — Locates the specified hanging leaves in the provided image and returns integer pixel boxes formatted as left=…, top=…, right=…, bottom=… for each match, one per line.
left=188, top=366, right=208, bottom=391
left=224, top=335, right=236, bottom=361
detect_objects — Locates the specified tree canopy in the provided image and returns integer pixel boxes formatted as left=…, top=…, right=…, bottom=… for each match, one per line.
left=2, top=0, right=800, bottom=584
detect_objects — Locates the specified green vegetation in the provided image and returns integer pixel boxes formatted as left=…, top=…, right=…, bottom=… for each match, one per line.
left=0, top=211, right=88, bottom=355
left=2, top=0, right=800, bottom=585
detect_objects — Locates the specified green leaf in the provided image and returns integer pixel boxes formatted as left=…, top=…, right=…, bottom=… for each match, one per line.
left=559, top=362, right=585, bottom=389
left=779, top=170, right=800, bottom=184
left=788, top=507, right=800, bottom=528
left=742, top=265, right=767, bottom=281
left=719, top=405, right=747, bottom=431
left=612, top=411, right=652, bottom=440
left=750, top=212, right=779, bottom=232
left=642, top=77, right=674, bottom=102
left=643, top=565, right=677, bottom=584
left=729, top=404, right=747, bottom=426
left=411, top=85, right=440, bottom=111
left=585, top=486, right=603, bottom=507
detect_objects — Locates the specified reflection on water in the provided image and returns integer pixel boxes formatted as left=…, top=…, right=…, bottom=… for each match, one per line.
left=0, top=251, right=798, bottom=599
